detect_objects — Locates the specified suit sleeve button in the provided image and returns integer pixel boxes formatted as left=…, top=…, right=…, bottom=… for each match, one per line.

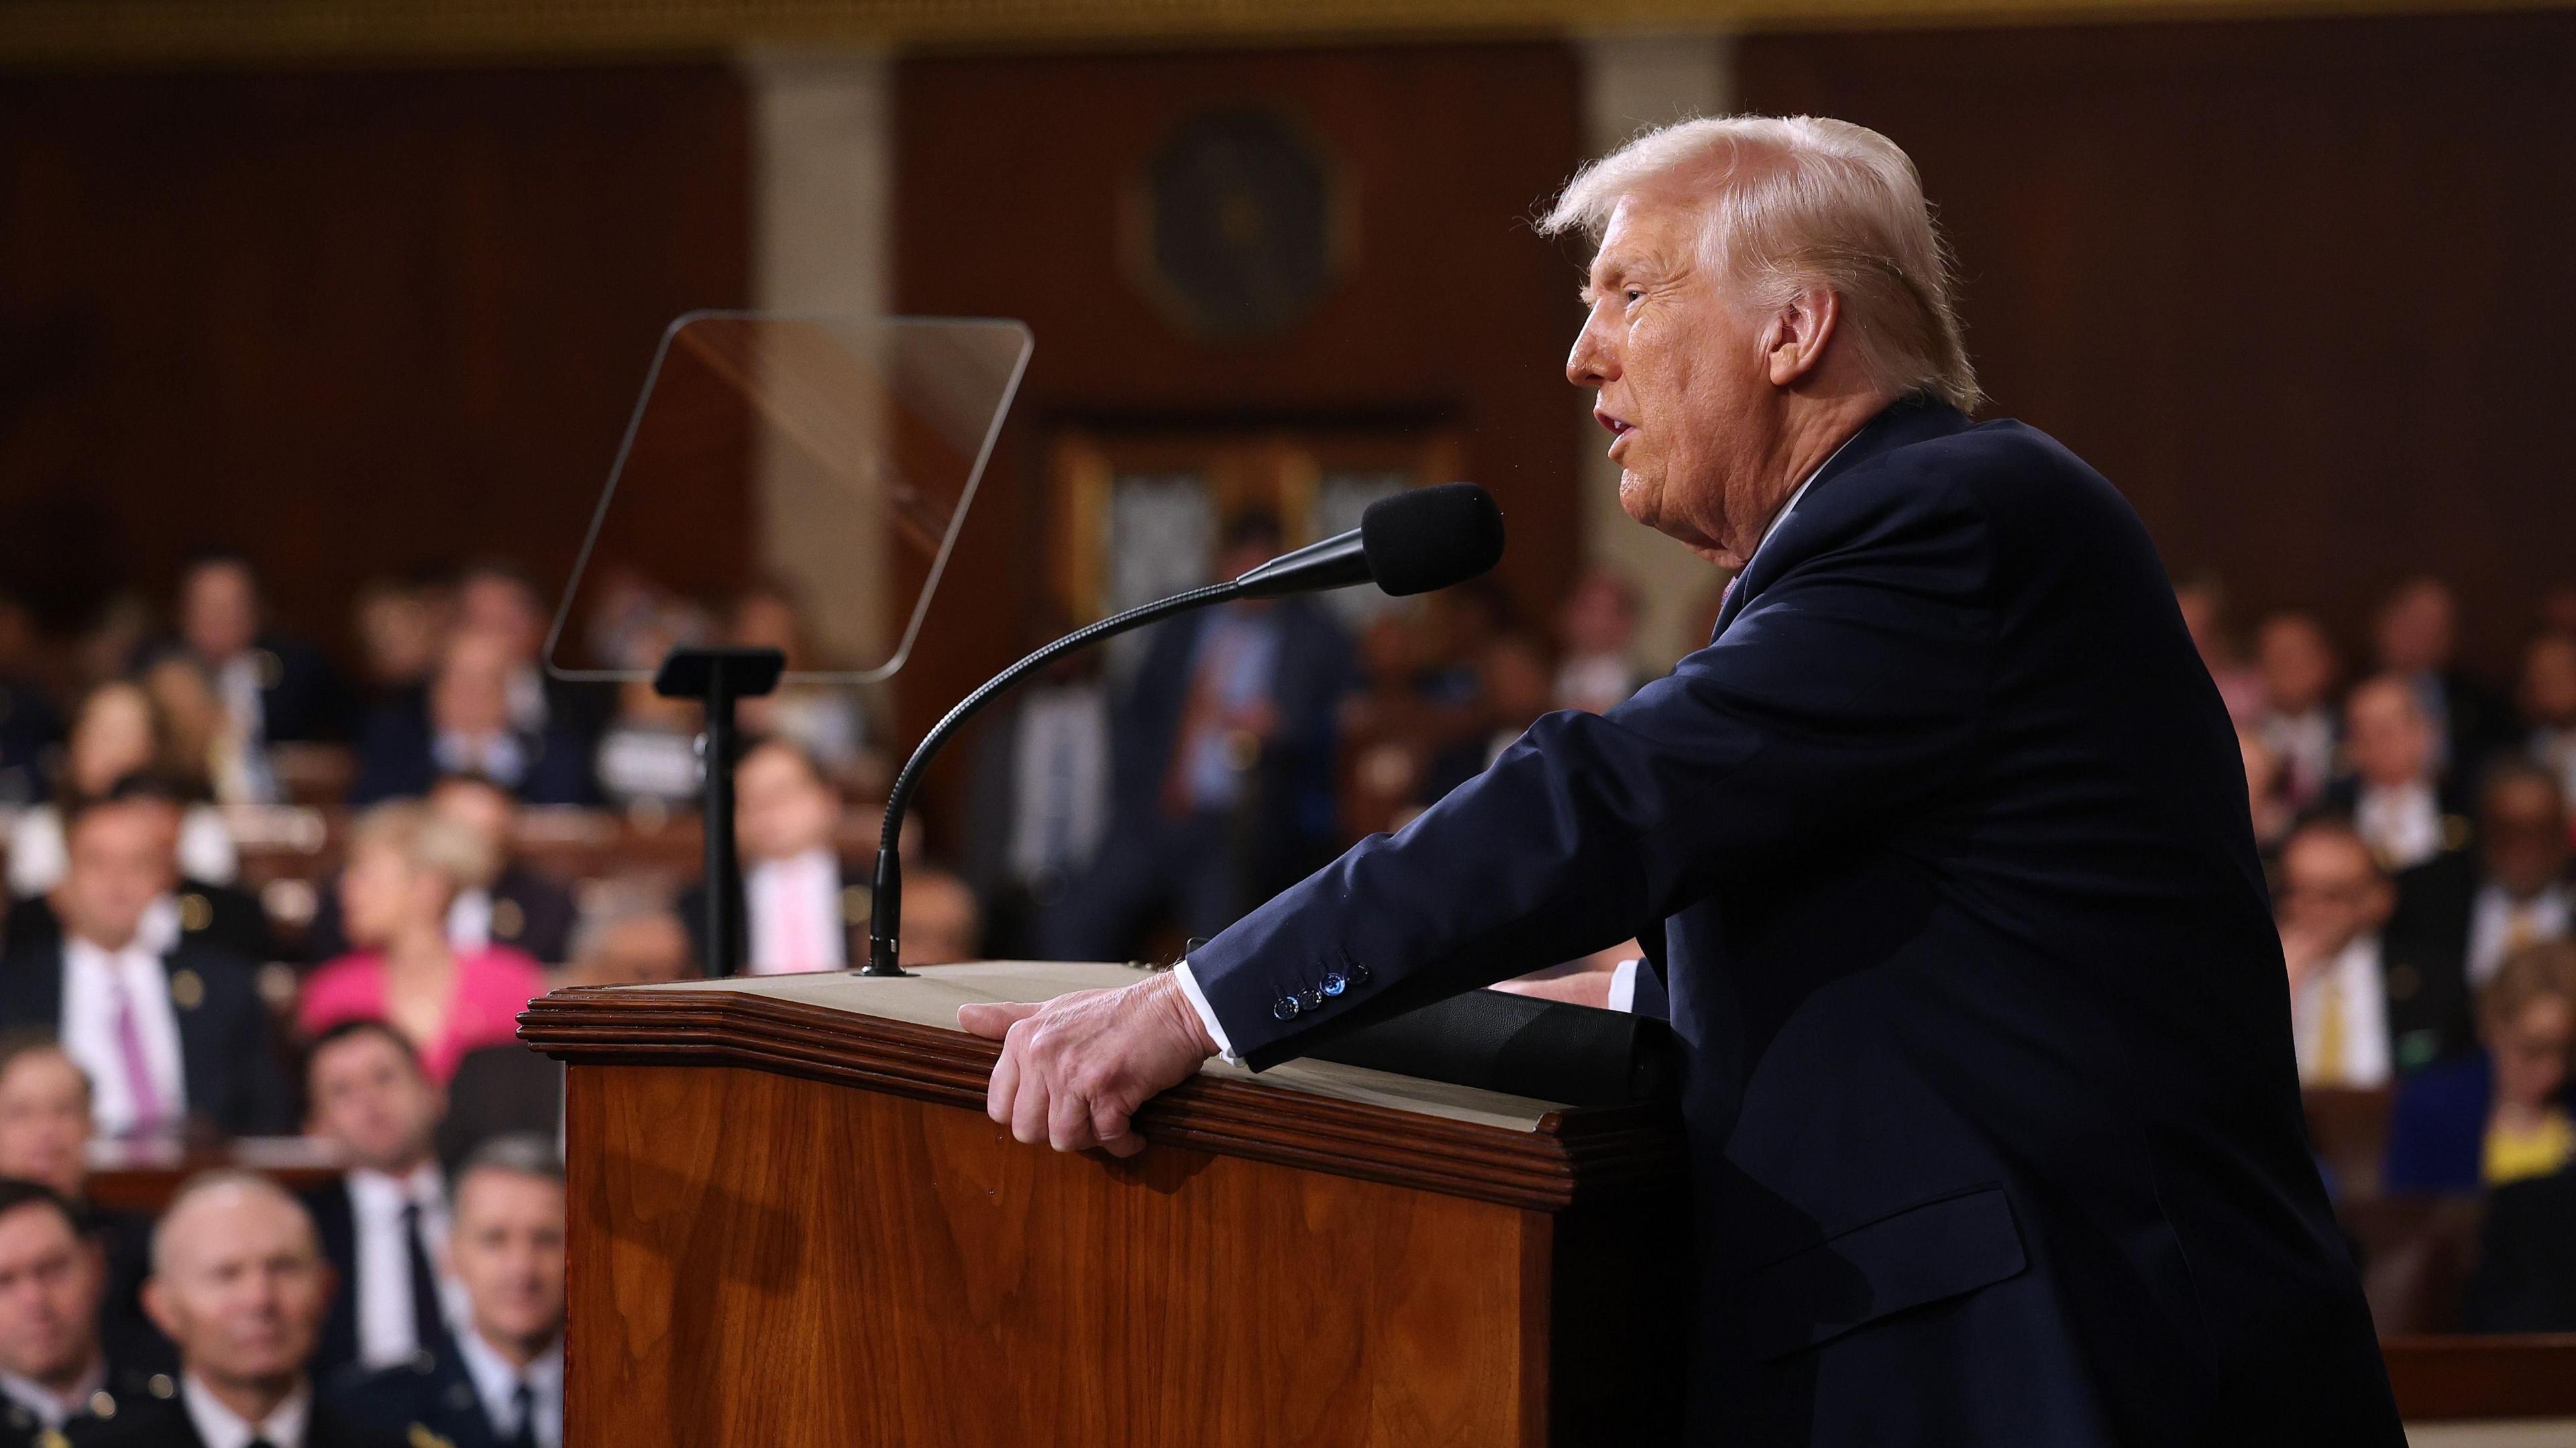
left=1347, top=962, right=1371, bottom=985
left=1271, top=997, right=1301, bottom=1021
left=1299, top=987, right=1324, bottom=1011
left=1321, top=973, right=1346, bottom=997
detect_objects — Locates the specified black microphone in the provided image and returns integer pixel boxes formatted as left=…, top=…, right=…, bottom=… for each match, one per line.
left=863, top=482, right=1505, bottom=975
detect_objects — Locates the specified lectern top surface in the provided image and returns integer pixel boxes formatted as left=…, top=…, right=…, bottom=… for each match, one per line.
left=613, top=960, right=1565, bottom=1131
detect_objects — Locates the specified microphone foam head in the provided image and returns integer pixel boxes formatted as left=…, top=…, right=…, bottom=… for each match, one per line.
left=1360, top=482, right=1505, bottom=597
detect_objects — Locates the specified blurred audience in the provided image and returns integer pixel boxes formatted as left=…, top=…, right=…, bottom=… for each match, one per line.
left=2238, top=728, right=2294, bottom=859
left=9, top=683, right=237, bottom=898
left=7, top=775, right=272, bottom=965
left=589, top=601, right=710, bottom=812
left=337, top=1135, right=564, bottom=1448
left=730, top=581, right=881, bottom=795
left=0, top=1038, right=169, bottom=1378
left=677, top=739, right=857, bottom=974
left=351, top=630, right=594, bottom=808
left=2277, top=820, right=2460, bottom=1086
left=2383, top=761, right=2569, bottom=1005
left=300, top=805, right=547, bottom=1084
left=95, top=1172, right=401, bottom=1447
left=2375, top=575, right=2518, bottom=779
left=305, top=774, right=576, bottom=966
left=2251, top=610, right=2342, bottom=811
left=2383, top=940, right=2576, bottom=1194
left=959, top=621, right=1110, bottom=959
left=2521, top=631, right=2576, bottom=804
left=2175, top=577, right=2264, bottom=723
left=0, top=594, right=65, bottom=810
left=1552, top=570, right=1643, bottom=715
left=0, top=797, right=288, bottom=1138
left=347, top=577, right=448, bottom=704
left=1425, top=633, right=1556, bottom=803
left=2462, top=1162, right=2576, bottom=1332
left=2328, top=673, right=2467, bottom=872
left=297, top=1022, right=455, bottom=1377
left=0, top=1178, right=157, bottom=1441
left=164, top=552, right=354, bottom=750
left=1045, top=513, right=1352, bottom=959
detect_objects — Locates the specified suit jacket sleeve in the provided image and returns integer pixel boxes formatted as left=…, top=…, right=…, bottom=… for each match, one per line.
left=1187, top=473, right=1996, bottom=1067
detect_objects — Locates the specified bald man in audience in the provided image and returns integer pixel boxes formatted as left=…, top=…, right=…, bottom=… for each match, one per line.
left=2326, top=674, right=2469, bottom=872
left=0, top=1180, right=159, bottom=1446
left=69, top=1172, right=400, bottom=1447
left=338, top=1136, right=564, bottom=1448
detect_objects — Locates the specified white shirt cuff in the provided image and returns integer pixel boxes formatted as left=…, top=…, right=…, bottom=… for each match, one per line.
left=1171, top=959, right=1240, bottom=1064
left=1607, top=958, right=1642, bottom=1014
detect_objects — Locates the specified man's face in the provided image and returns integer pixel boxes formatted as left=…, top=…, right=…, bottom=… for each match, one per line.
left=1567, top=194, right=1780, bottom=569
left=0, top=1050, right=94, bottom=1198
left=305, top=1033, right=441, bottom=1173
left=2481, top=777, right=2570, bottom=899
left=2255, top=616, right=2337, bottom=714
left=56, top=805, right=175, bottom=952
left=2343, top=681, right=2432, bottom=789
left=2522, top=636, right=2576, bottom=728
left=0, top=1203, right=103, bottom=1386
left=432, top=632, right=516, bottom=739
left=145, top=1186, right=331, bottom=1392
left=449, top=1171, right=566, bottom=1352
left=735, top=746, right=838, bottom=864
left=180, top=563, right=259, bottom=663
left=2376, top=581, right=2456, bottom=674
left=457, top=576, right=542, bottom=665
left=2279, top=832, right=2392, bottom=952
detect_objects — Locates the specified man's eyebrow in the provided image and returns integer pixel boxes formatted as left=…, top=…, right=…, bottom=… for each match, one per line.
left=1580, top=256, right=1628, bottom=304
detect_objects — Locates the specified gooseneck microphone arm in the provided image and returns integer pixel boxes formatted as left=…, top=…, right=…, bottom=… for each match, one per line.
left=863, top=579, right=1242, bottom=975
left=863, top=480, right=1504, bottom=977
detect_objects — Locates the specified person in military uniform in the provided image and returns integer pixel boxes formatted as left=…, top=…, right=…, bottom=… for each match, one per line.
left=333, top=1137, right=564, bottom=1448
left=0, top=1178, right=166, bottom=1448
left=66, top=1172, right=399, bottom=1448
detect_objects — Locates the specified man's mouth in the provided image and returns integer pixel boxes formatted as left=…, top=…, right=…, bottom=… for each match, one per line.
left=1593, top=408, right=1633, bottom=437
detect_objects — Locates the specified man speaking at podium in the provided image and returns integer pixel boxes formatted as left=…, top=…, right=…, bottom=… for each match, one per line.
left=963, top=115, right=2400, bottom=1446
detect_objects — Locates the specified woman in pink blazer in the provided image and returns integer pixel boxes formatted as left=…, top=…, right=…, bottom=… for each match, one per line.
left=300, top=801, right=548, bottom=1084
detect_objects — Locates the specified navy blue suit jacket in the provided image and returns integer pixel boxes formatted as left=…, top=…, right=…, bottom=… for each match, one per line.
left=0, top=937, right=292, bottom=1137
left=349, top=695, right=597, bottom=807
left=1189, top=399, right=2400, bottom=1446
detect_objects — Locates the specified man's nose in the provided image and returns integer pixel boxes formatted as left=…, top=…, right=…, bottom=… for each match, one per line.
left=1566, top=315, right=1615, bottom=388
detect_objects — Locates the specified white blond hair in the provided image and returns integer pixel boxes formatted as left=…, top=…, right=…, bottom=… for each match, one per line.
left=1541, top=114, right=1982, bottom=412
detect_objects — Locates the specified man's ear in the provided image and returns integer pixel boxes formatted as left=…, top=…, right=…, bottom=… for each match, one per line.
left=141, top=1276, right=175, bottom=1339
left=1762, top=286, right=1844, bottom=388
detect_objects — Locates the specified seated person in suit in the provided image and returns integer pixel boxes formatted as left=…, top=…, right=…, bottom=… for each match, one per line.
left=305, top=774, right=576, bottom=966
left=2385, top=939, right=2576, bottom=1192
left=2375, top=575, right=2518, bottom=782
left=349, top=630, right=594, bottom=808
left=2329, top=673, right=2469, bottom=873
left=0, top=796, right=288, bottom=1137
left=729, top=581, right=882, bottom=794
left=0, top=1178, right=165, bottom=1444
left=0, top=1038, right=168, bottom=1376
left=2252, top=610, right=2342, bottom=813
left=451, top=563, right=600, bottom=750
left=301, top=805, right=548, bottom=1085
left=5, top=773, right=273, bottom=966
left=71, top=1172, right=400, bottom=1447
left=677, top=739, right=860, bottom=974
left=2277, top=818, right=2463, bottom=1082
left=2387, top=761, right=2572, bottom=1003
left=336, top=1136, right=564, bottom=1448
left=297, top=1022, right=455, bottom=1378
left=7, top=683, right=237, bottom=899
left=2461, top=1162, right=2576, bottom=1333
left=166, top=551, right=352, bottom=755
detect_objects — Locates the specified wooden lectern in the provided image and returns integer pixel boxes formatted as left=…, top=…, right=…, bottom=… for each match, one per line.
left=519, top=961, right=1690, bottom=1446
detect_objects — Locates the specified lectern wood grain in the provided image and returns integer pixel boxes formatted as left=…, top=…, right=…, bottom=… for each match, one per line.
left=528, top=975, right=1690, bottom=1446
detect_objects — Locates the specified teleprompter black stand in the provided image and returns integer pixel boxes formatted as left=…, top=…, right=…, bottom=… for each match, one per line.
left=653, top=646, right=786, bottom=977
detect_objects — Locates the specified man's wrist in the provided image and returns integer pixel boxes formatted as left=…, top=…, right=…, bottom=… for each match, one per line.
left=1151, top=969, right=1222, bottom=1058
left=1167, top=960, right=1239, bottom=1063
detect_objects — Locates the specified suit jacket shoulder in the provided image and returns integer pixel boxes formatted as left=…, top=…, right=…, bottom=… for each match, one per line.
left=328, top=1348, right=495, bottom=1448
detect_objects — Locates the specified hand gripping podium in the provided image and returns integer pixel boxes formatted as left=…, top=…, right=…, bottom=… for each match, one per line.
left=519, top=961, right=1690, bottom=1445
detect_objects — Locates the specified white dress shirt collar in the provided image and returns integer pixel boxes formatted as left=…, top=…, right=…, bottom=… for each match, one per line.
left=346, top=1162, right=449, bottom=1368
left=455, top=1328, right=565, bottom=1448
left=2354, top=779, right=2443, bottom=871
left=2292, top=934, right=2393, bottom=1089
left=2467, top=880, right=2573, bottom=988
left=0, top=1356, right=105, bottom=1431
left=180, top=1373, right=310, bottom=1448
